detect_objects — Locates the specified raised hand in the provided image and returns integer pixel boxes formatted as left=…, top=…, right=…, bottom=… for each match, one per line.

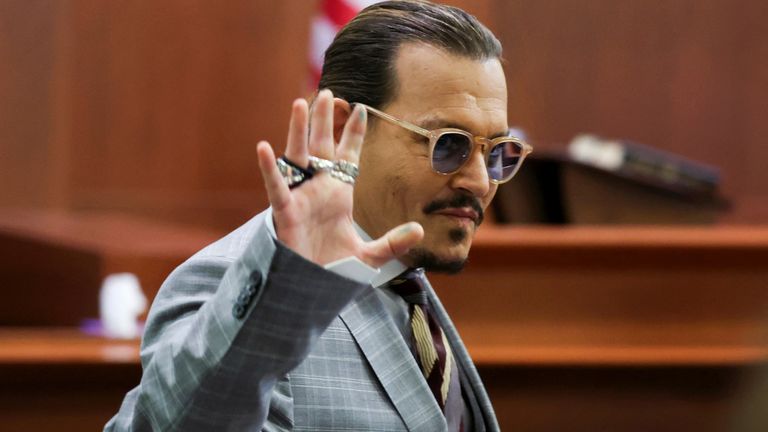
left=256, top=89, right=424, bottom=268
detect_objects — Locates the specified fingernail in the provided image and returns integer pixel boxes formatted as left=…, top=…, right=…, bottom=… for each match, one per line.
left=396, top=222, right=418, bottom=237
left=358, top=105, right=367, bottom=122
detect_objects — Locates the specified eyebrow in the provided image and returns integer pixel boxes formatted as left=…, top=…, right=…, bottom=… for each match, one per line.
left=418, top=116, right=510, bottom=139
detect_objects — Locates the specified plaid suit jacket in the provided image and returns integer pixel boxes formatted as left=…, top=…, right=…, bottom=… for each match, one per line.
left=105, top=211, right=499, bottom=431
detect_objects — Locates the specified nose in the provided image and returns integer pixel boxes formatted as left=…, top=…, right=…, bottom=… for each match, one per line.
left=449, top=146, right=491, bottom=198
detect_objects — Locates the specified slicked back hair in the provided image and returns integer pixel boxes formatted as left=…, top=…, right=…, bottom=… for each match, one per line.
left=317, top=0, right=502, bottom=110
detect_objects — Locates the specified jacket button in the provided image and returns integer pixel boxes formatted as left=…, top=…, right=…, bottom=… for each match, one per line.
left=237, top=290, right=251, bottom=305
left=232, top=303, right=246, bottom=319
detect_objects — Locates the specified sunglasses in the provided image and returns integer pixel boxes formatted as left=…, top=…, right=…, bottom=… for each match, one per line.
left=355, top=103, right=533, bottom=184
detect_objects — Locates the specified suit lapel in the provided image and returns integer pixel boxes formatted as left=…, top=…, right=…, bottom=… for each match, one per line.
left=340, top=288, right=447, bottom=432
left=421, top=278, right=500, bottom=432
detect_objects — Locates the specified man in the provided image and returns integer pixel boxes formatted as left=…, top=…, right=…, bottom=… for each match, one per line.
left=106, top=1, right=531, bottom=430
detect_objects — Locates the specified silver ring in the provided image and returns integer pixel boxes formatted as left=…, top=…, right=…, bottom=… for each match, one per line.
left=276, top=158, right=308, bottom=188
left=334, top=159, right=359, bottom=179
left=308, top=156, right=335, bottom=171
left=329, top=169, right=356, bottom=185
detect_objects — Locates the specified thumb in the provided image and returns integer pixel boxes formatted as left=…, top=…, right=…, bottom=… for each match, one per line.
left=361, top=222, right=424, bottom=268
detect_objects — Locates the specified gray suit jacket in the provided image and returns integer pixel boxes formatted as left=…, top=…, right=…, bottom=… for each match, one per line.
left=106, top=211, right=499, bottom=431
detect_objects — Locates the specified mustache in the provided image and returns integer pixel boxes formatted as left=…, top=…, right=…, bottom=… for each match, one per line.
left=422, top=193, right=485, bottom=225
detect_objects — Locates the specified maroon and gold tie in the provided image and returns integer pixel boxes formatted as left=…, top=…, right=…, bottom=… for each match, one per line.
left=390, top=268, right=463, bottom=430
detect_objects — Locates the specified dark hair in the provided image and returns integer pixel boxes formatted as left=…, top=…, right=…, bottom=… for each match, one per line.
left=317, top=0, right=502, bottom=110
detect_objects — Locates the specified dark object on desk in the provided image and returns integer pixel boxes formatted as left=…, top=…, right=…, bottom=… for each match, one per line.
left=494, top=136, right=729, bottom=225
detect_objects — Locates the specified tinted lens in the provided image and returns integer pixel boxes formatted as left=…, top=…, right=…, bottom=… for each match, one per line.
left=432, top=132, right=472, bottom=174
left=487, top=140, right=524, bottom=181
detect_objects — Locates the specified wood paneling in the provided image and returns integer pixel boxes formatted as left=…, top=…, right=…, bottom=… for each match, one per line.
left=0, top=1, right=319, bottom=230
left=439, top=225, right=768, bottom=431
left=1, top=1, right=768, bottom=429
left=494, top=0, right=768, bottom=222
left=0, top=1, right=61, bottom=208
left=7, top=0, right=763, bottom=225
left=432, top=225, right=768, bottom=362
left=482, top=365, right=746, bottom=432
left=0, top=329, right=140, bottom=432
left=57, top=0, right=318, bottom=230
left=0, top=210, right=220, bottom=325
left=2, top=225, right=768, bottom=431
left=0, top=0, right=491, bottom=231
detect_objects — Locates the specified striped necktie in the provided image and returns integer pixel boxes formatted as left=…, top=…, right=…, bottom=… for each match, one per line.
left=390, top=268, right=464, bottom=430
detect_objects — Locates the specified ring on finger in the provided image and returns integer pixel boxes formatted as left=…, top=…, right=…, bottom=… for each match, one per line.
left=276, top=156, right=313, bottom=189
left=334, top=159, right=359, bottom=179
left=329, top=169, right=356, bottom=185
left=308, top=155, right=335, bottom=171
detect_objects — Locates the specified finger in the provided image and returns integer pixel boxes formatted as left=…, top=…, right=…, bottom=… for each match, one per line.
left=256, top=140, right=292, bottom=212
left=335, top=103, right=367, bottom=164
left=308, top=89, right=335, bottom=159
left=361, top=222, right=424, bottom=268
left=285, top=98, right=309, bottom=166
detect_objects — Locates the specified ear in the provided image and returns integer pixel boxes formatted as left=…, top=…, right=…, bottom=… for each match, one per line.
left=332, top=97, right=352, bottom=143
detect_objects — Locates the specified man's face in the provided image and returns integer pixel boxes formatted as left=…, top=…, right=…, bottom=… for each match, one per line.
left=353, top=43, right=508, bottom=273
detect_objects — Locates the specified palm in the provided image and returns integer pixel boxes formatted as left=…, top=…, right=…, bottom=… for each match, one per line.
left=275, top=174, right=358, bottom=265
left=256, top=90, right=422, bottom=269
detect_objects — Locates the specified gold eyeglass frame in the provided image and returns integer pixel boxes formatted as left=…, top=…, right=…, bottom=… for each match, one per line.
left=355, top=103, right=533, bottom=184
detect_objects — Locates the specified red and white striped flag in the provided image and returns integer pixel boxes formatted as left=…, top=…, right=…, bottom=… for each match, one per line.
left=309, top=0, right=383, bottom=89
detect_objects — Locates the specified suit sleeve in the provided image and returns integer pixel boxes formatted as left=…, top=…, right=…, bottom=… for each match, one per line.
left=105, top=221, right=368, bottom=431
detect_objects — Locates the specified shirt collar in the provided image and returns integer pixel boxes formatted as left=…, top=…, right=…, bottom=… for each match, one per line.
left=354, top=222, right=408, bottom=288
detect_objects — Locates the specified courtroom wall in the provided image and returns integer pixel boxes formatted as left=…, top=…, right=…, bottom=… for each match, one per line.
left=496, top=0, right=768, bottom=222
left=1, top=0, right=765, bottom=230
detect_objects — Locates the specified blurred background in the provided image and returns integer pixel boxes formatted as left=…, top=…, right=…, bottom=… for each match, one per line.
left=2, top=0, right=767, bottom=229
left=1, top=0, right=767, bottom=431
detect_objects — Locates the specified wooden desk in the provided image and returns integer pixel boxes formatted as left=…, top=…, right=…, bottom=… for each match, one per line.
left=2, top=215, right=768, bottom=431
left=0, top=328, right=141, bottom=432
left=434, top=225, right=768, bottom=366
left=0, top=209, right=221, bottom=325
left=431, top=225, right=768, bottom=431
